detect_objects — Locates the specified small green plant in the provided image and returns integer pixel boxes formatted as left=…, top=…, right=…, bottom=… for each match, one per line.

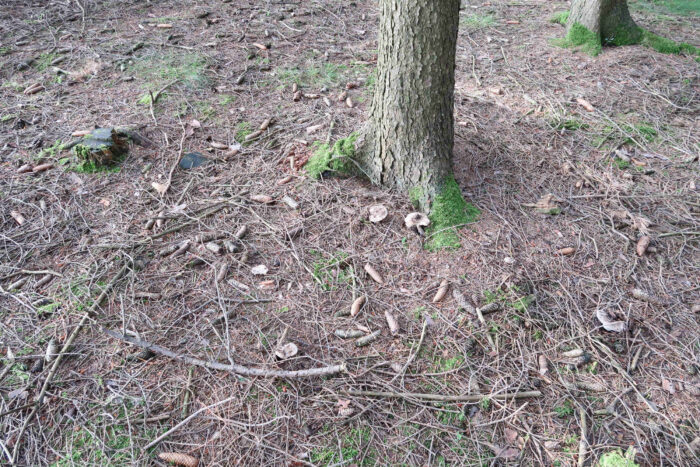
left=613, top=157, right=631, bottom=170
left=597, top=447, right=639, bottom=467
left=460, top=13, right=495, bottom=29
left=310, top=427, right=374, bottom=465
left=218, top=94, right=236, bottom=105
left=554, top=400, right=574, bottom=418
left=35, top=52, right=58, bottom=71
left=551, top=117, right=588, bottom=131
left=1, top=113, right=16, bottom=122
left=479, top=397, right=491, bottom=411
left=309, top=250, right=352, bottom=291
left=277, top=62, right=349, bottom=88
left=35, top=140, right=65, bottom=160
left=36, top=302, right=60, bottom=316
left=129, top=52, right=209, bottom=89
left=235, top=121, right=253, bottom=143
left=433, top=354, right=464, bottom=373
left=550, top=11, right=570, bottom=25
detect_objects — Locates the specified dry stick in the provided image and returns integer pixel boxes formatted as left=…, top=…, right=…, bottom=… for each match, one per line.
left=10, top=261, right=132, bottom=464
left=391, top=320, right=428, bottom=383
left=144, top=395, right=237, bottom=451
left=344, top=390, right=541, bottom=403
left=578, top=407, right=587, bottom=467
left=103, top=329, right=347, bottom=378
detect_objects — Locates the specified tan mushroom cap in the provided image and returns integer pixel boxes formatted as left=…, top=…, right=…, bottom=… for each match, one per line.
left=368, top=204, right=389, bottom=223
left=404, top=212, right=430, bottom=229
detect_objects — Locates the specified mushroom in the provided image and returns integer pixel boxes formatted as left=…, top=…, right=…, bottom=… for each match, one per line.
left=368, top=204, right=388, bottom=223
left=275, top=342, right=299, bottom=360
left=404, top=212, right=430, bottom=235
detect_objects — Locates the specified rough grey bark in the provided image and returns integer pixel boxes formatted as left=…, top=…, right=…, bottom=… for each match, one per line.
left=357, top=0, right=460, bottom=210
left=568, top=0, right=640, bottom=43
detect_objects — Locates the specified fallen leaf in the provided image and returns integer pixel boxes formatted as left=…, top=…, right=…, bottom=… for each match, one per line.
left=337, top=399, right=353, bottom=417
left=636, top=236, right=650, bottom=256
left=556, top=247, right=576, bottom=256
left=151, top=182, right=169, bottom=195
left=494, top=445, right=520, bottom=459
left=596, top=308, right=628, bottom=333
left=524, top=193, right=560, bottom=214
left=662, top=379, right=676, bottom=394
left=250, top=194, right=273, bottom=204
left=10, top=211, right=25, bottom=225
left=504, top=428, right=519, bottom=444
left=251, top=264, right=268, bottom=275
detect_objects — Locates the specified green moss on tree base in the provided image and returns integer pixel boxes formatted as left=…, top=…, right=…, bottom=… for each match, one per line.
left=425, top=177, right=480, bottom=251
left=553, top=22, right=602, bottom=56
left=305, top=133, right=358, bottom=178
left=556, top=21, right=699, bottom=59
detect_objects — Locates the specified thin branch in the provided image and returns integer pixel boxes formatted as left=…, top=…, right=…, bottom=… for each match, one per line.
left=103, top=328, right=347, bottom=379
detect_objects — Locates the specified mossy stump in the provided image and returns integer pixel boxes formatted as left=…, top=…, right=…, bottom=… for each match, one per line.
left=73, top=128, right=128, bottom=171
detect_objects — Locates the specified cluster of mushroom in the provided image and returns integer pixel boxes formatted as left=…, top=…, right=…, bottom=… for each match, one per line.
left=369, top=205, right=430, bottom=235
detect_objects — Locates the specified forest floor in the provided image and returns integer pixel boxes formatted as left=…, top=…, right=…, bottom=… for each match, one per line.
left=1, top=0, right=699, bottom=465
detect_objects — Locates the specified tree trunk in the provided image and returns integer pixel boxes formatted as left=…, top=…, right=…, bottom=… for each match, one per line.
left=568, top=0, right=641, bottom=45
left=357, top=0, right=460, bottom=211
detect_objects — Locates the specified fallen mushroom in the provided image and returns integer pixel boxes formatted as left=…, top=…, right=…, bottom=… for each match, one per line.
left=404, top=212, right=430, bottom=235
left=275, top=342, right=298, bottom=360
left=368, top=204, right=388, bottom=223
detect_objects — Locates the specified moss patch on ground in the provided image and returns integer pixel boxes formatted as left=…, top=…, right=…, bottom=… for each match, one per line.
left=305, top=134, right=358, bottom=178
left=425, top=177, right=480, bottom=251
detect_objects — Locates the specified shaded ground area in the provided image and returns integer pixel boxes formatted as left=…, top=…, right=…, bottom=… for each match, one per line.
left=1, top=0, right=698, bottom=465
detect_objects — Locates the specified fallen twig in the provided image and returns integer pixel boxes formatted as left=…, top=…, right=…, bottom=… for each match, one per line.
left=345, top=389, right=541, bottom=402
left=103, top=328, right=347, bottom=378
